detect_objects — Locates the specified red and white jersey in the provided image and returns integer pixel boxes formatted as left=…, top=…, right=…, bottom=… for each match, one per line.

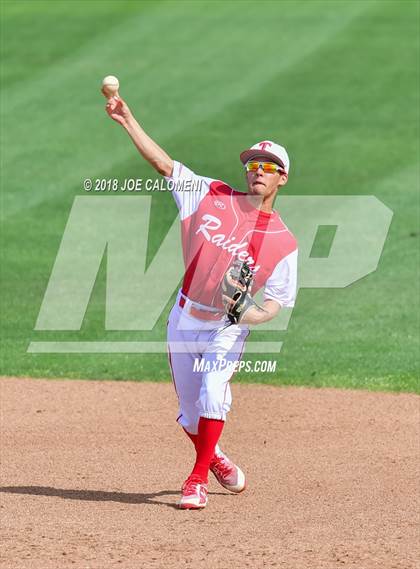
left=166, top=161, right=298, bottom=310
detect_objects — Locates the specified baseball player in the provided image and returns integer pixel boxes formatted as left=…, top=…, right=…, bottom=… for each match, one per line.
left=104, top=94, right=297, bottom=510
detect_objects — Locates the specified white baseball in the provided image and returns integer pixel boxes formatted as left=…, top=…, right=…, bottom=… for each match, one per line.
left=102, top=75, right=120, bottom=96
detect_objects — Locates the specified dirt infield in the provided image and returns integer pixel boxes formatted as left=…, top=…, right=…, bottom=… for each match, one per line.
left=0, top=378, right=418, bottom=569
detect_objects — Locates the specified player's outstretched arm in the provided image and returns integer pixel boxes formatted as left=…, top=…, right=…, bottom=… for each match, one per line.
left=104, top=95, right=174, bottom=177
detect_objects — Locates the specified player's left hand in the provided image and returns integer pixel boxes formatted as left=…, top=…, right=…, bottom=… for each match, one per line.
left=222, top=261, right=258, bottom=324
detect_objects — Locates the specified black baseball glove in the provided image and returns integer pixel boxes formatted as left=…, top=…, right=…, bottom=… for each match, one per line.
left=221, top=260, right=259, bottom=324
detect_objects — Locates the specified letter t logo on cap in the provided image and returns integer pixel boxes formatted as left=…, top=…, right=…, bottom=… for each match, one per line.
left=258, top=141, right=272, bottom=151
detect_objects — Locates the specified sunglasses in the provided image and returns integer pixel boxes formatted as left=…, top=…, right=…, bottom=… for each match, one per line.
left=245, top=161, right=284, bottom=174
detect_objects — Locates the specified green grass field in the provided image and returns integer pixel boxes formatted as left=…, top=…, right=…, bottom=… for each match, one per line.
left=1, top=0, right=419, bottom=392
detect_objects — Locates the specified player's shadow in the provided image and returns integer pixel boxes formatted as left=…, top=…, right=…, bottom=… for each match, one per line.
left=0, top=486, right=229, bottom=510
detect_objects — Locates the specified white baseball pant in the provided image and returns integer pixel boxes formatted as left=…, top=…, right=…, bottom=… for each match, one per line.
left=167, top=290, right=249, bottom=434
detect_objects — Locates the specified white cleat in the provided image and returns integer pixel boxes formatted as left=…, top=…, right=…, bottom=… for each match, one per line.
left=210, top=449, right=246, bottom=493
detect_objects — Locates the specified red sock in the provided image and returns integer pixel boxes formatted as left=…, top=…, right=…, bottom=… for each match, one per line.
left=190, top=417, right=224, bottom=483
left=183, top=427, right=219, bottom=461
left=183, top=428, right=198, bottom=449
